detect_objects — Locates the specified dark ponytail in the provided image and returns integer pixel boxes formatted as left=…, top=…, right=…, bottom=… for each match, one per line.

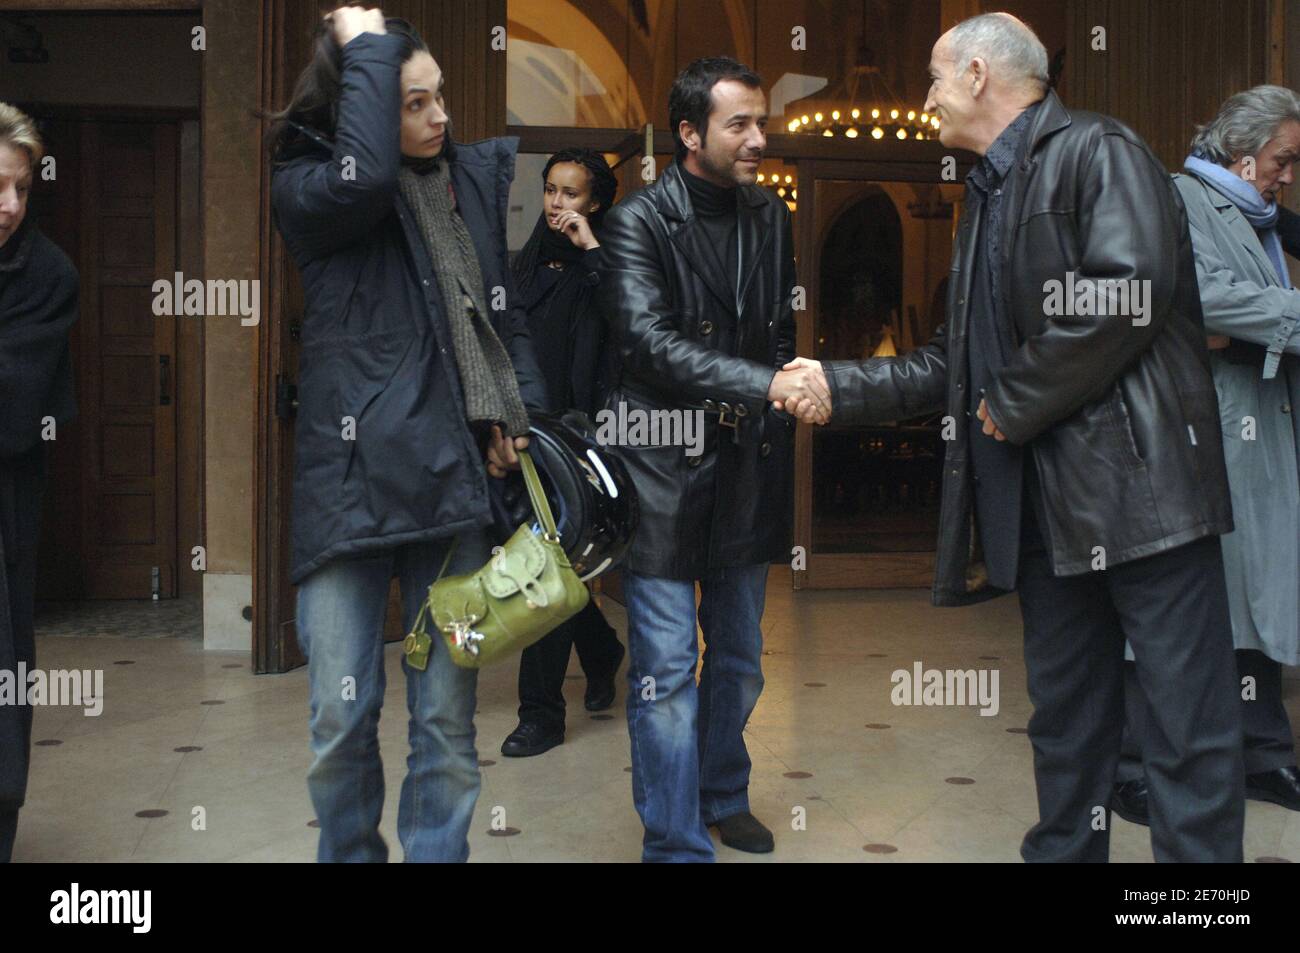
left=263, top=11, right=428, bottom=162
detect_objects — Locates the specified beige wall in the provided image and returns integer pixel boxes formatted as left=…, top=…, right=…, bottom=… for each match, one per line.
left=200, top=0, right=259, bottom=649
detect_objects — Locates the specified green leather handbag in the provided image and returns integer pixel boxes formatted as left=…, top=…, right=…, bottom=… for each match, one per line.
left=403, top=450, right=590, bottom=670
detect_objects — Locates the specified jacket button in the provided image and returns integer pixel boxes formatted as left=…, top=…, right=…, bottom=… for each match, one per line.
left=699, top=319, right=714, bottom=335
left=759, top=441, right=771, bottom=457
left=585, top=271, right=600, bottom=286
left=719, top=401, right=733, bottom=415
left=688, top=455, right=702, bottom=468
left=423, top=279, right=430, bottom=286
left=957, top=382, right=964, bottom=390
left=734, top=403, right=748, bottom=417
left=1283, top=404, right=1292, bottom=414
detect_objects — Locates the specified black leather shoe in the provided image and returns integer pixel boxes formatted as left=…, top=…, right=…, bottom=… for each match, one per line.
left=500, top=721, right=563, bottom=758
left=711, top=812, right=775, bottom=853
left=1110, top=779, right=1150, bottom=827
left=1246, top=765, right=1300, bottom=811
left=584, top=640, right=625, bottom=712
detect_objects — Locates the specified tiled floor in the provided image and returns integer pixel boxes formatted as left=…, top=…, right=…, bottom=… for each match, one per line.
left=14, top=568, right=1300, bottom=862
left=34, top=595, right=203, bottom=640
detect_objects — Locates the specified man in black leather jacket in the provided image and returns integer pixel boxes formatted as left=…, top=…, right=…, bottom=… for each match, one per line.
left=789, top=13, right=1245, bottom=862
left=597, top=57, right=826, bottom=861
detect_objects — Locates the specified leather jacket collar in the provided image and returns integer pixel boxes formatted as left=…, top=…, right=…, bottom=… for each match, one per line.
left=1022, top=89, right=1073, bottom=162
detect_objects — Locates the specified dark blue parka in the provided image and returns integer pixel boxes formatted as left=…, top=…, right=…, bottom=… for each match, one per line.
left=271, top=32, right=546, bottom=584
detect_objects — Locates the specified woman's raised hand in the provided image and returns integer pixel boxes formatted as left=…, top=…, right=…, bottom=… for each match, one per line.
left=326, top=4, right=387, bottom=47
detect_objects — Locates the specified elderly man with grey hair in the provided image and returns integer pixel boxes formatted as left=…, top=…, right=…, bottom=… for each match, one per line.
left=1113, top=85, right=1300, bottom=825
left=789, top=12, right=1245, bottom=861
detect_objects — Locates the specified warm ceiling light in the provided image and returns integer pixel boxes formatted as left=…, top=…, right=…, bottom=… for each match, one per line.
left=890, top=108, right=899, bottom=120
left=931, top=116, right=940, bottom=127
left=823, top=129, right=833, bottom=136
left=814, top=111, right=823, bottom=122
left=896, top=128, right=907, bottom=139
left=907, top=110, right=916, bottom=121
left=777, top=187, right=786, bottom=196
left=831, top=109, right=840, bottom=120
left=871, top=127, right=883, bottom=139
left=845, top=127, right=859, bottom=138
left=801, top=114, right=810, bottom=125
left=756, top=173, right=765, bottom=182
left=871, top=108, right=880, bottom=119
left=851, top=108, right=860, bottom=119
left=921, top=112, right=929, bottom=123
left=791, top=189, right=797, bottom=199
left=784, top=174, right=792, bottom=183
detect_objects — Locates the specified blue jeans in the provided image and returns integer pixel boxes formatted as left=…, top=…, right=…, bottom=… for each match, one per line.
left=295, top=531, right=491, bottom=862
left=622, top=564, right=769, bottom=862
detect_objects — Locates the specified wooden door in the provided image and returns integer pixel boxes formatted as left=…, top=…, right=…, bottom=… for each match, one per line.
left=75, top=121, right=180, bottom=599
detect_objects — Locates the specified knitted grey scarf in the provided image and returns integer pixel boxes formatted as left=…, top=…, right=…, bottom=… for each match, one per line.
left=398, top=160, right=530, bottom=436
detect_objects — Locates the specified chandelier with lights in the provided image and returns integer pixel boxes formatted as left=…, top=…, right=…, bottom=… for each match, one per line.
left=787, top=106, right=938, bottom=141
left=783, top=1, right=939, bottom=142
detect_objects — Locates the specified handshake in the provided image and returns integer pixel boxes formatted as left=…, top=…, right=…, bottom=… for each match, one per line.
left=768, top=357, right=832, bottom=425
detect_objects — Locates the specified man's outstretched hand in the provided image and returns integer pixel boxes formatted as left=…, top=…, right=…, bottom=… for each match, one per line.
left=770, top=357, right=832, bottom=424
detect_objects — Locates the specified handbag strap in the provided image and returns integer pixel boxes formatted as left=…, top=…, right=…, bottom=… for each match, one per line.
left=431, top=449, right=557, bottom=586
left=518, top=449, right=561, bottom=542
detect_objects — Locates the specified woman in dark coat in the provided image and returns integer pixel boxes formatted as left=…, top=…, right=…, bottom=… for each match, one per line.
left=267, top=7, right=545, bottom=862
left=0, top=102, right=78, bottom=863
left=499, top=150, right=625, bottom=758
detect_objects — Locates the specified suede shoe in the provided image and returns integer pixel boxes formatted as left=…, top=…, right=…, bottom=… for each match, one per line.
left=711, top=812, right=774, bottom=853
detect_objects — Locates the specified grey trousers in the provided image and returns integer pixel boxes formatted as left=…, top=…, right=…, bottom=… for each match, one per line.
left=1119, top=649, right=1295, bottom=780
left=1017, top=516, right=1243, bottom=863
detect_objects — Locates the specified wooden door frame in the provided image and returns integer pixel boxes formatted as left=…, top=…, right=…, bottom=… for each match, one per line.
left=253, top=0, right=290, bottom=673
left=791, top=156, right=968, bottom=590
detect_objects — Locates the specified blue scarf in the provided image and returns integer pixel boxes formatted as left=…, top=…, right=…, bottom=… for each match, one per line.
left=1185, top=153, right=1292, bottom=290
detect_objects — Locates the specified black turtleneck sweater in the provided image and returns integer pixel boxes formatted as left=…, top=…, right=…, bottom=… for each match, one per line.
left=679, top=162, right=739, bottom=309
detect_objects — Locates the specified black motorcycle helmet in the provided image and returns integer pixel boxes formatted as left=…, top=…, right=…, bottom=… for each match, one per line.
left=488, top=411, right=638, bottom=580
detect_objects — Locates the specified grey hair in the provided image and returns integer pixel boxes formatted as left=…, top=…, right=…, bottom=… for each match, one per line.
left=0, top=102, right=43, bottom=167
left=946, top=12, right=1049, bottom=93
left=1191, top=85, right=1300, bottom=166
